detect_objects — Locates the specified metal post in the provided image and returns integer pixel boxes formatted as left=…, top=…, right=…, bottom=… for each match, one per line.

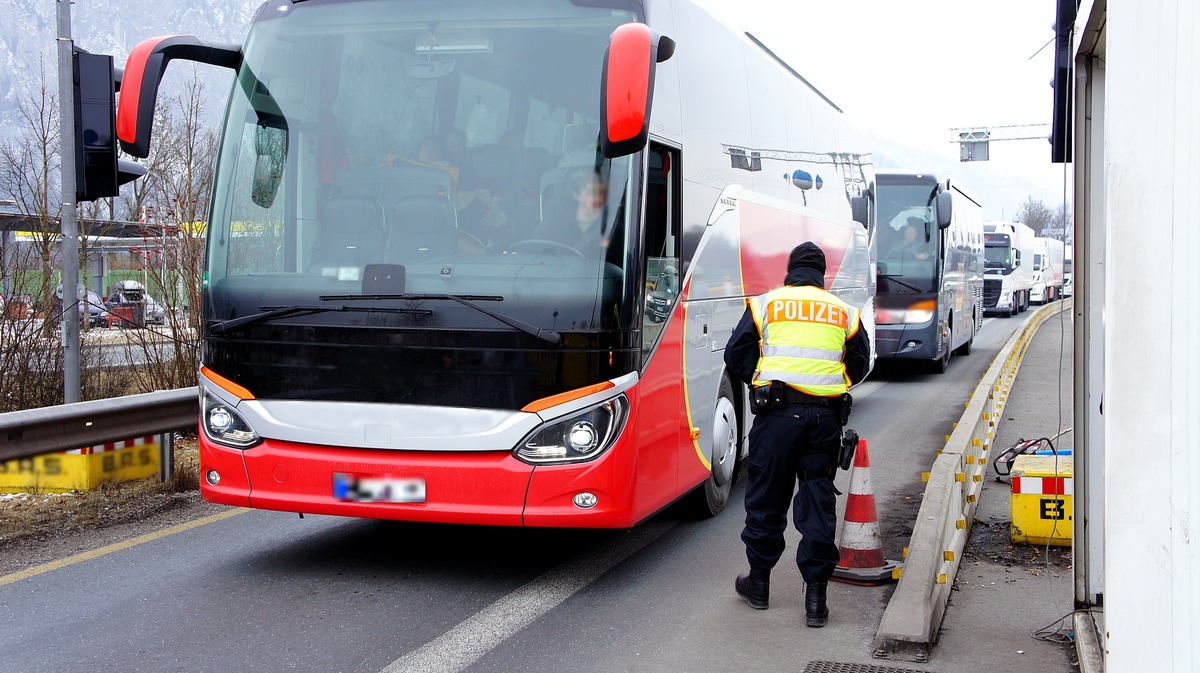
left=56, top=0, right=81, bottom=403
left=158, top=432, right=175, bottom=483
left=0, top=199, right=13, bottom=298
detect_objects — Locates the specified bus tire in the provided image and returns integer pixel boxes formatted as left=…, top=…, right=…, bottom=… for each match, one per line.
left=929, top=326, right=951, bottom=374
left=954, top=321, right=974, bottom=356
left=685, top=374, right=740, bottom=518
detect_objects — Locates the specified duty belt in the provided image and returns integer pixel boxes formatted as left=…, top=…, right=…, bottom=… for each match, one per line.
left=756, top=386, right=837, bottom=408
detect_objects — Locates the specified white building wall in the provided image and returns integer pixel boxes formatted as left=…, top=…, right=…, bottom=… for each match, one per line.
left=1102, top=1, right=1200, bottom=670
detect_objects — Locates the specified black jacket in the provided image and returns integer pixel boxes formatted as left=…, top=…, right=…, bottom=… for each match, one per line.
left=724, top=266, right=871, bottom=388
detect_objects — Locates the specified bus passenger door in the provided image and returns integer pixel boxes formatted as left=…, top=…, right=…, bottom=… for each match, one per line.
left=637, top=142, right=684, bottom=505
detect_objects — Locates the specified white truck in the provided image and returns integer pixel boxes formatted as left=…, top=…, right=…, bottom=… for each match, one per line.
left=1030, top=236, right=1065, bottom=304
left=983, top=221, right=1035, bottom=317
left=1063, top=244, right=1074, bottom=297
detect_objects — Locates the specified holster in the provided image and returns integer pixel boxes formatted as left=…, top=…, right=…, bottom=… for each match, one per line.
left=837, top=392, right=853, bottom=426
left=838, top=428, right=859, bottom=471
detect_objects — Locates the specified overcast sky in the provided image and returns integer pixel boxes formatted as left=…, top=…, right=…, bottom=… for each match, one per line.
left=697, top=0, right=1071, bottom=218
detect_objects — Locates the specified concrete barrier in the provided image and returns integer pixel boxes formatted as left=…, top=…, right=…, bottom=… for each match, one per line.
left=872, top=299, right=1071, bottom=662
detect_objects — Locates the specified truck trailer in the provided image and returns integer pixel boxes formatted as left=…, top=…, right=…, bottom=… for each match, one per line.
left=1030, top=236, right=1065, bottom=304
left=983, top=221, right=1035, bottom=317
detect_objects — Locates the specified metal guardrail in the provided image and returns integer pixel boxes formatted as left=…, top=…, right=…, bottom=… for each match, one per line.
left=0, top=387, right=198, bottom=463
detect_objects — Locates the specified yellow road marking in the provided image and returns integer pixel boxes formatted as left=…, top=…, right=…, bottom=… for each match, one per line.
left=0, top=508, right=247, bottom=588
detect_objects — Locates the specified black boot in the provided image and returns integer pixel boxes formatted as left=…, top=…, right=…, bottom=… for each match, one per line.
left=735, top=567, right=770, bottom=610
left=805, top=581, right=829, bottom=627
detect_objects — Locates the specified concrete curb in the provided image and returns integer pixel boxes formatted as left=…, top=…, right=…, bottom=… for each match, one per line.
left=1074, top=610, right=1105, bottom=672
left=872, top=300, right=1072, bottom=662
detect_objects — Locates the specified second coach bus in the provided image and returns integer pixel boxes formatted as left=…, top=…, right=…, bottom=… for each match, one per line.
left=116, top=0, right=876, bottom=527
left=874, top=170, right=982, bottom=373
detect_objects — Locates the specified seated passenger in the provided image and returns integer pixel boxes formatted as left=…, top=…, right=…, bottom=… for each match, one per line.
left=452, top=187, right=511, bottom=250
left=889, top=217, right=931, bottom=262
left=527, top=168, right=610, bottom=255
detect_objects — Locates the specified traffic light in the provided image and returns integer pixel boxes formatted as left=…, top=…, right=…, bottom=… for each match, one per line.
left=1049, top=0, right=1078, bottom=164
left=73, top=47, right=146, bottom=202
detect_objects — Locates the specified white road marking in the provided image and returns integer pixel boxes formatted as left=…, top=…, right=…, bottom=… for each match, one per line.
left=379, top=520, right=675, bottom=673
left=850, top=379, right=886, bottom=401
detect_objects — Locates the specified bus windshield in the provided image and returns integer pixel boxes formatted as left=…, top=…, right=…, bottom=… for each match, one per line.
left=877, top=183, right=937, bottom=292
left=206, top=0, right=640, bottom=335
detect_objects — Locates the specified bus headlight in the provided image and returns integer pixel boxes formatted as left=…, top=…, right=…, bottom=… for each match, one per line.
left=202, top=393, right=261, bottom=449
left=516, top=396, right=629, bottom=464
left=877, top=299, right=936, bottom=325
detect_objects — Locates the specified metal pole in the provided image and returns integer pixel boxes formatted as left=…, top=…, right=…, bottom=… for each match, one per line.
left=57, top=0, right=81, bottom=403
left=0, top=200, right=13, bottom=298
left=158, top=431, right=175, bottom=483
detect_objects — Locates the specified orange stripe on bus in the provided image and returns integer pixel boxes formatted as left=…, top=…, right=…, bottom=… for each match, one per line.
left=201, top=366, right=256, bottom=401
left=521, top=381, right=615, bottom=414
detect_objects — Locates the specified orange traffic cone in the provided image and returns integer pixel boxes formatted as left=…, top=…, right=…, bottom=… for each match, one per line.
left=831, top=438, right=901, bottom=585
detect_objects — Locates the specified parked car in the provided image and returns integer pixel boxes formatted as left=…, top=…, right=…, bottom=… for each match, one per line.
left=81, top=289, right=107, bottom=326
left=144, top=296, right=166, bottom=325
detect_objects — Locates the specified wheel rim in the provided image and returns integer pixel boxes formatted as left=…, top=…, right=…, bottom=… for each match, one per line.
left=712, top=397, right=738, bottom=487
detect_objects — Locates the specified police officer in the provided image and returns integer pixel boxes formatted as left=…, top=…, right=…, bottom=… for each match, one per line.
left=723, top=241, right=870, bottom=627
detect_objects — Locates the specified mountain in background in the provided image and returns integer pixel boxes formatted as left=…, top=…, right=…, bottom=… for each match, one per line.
left=0, top=0, right=259, bottom=134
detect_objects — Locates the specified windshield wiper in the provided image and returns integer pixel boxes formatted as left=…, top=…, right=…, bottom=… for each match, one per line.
left=321, top=293, right=562, bottom=345
left=878, top=274, right=926, bottom=293
left=209, top=304, right=432, bottom=334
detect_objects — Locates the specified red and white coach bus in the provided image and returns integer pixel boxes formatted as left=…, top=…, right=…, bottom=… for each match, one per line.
left=116, top=0, right=876, bottom=527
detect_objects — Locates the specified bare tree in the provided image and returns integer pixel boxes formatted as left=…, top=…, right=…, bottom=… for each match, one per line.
left=0, top=56, right=62, bottom=324
left=1053, top=202, right=1073, bottom=242
left=125, top=68, right=217, bottom=391
left=1015, top=196, right=1054, bottom=237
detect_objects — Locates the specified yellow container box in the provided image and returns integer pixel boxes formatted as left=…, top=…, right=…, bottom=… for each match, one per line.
left=1010, top=454, right=1073, bottom=546
left=0, top=437, right=161, bottom=494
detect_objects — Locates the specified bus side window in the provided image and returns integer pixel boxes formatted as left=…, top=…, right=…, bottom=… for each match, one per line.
left=642, top=143, right=681, bottom=357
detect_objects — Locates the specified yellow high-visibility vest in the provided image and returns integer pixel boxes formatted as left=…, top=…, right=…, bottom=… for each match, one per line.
left=749, top=285, right=859, bottom=397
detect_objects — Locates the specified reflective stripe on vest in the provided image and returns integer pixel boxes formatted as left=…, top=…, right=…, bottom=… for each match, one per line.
left=748, top=285, right=858, bottom=397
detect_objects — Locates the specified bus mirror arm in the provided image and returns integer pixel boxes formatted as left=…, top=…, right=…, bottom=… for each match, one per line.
left=117, top=36, right=242, bottom=158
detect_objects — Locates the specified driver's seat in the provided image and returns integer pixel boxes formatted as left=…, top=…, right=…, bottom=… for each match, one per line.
left=386, top=194, right=458, bottom=263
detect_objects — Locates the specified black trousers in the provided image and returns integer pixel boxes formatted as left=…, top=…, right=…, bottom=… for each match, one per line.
left=741, top=404, right=841, bottom=583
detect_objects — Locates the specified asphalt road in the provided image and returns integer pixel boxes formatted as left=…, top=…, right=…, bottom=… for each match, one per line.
left=1, top=316, right=1030, bottom=673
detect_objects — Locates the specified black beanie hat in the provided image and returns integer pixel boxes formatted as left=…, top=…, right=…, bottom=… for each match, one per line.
left=787, top=242, right=826, bottom=274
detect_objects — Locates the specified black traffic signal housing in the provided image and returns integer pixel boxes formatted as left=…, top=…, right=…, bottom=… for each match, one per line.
left=1049, top=0, right=1078, bottom=164
left=73, top=48, right=146, bottom=202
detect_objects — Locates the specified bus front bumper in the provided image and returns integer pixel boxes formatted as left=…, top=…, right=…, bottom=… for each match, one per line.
left=199, top=433, right=646, bottom=528
left=875, top=323, right=939, bottom=361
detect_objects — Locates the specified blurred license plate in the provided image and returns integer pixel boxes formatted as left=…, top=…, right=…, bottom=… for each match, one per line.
left=333, top=473, right=425, bottom=503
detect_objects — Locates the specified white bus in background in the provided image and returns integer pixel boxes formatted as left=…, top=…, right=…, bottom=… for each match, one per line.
left=1030, top=236, right=1066, bottom=304
left=112, top=0, right=876, bottom=528
left=983, top=220, right=1035, bottom=317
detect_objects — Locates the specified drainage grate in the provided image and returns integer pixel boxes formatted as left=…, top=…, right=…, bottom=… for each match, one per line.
left=803, top=662, right=940, bottom=673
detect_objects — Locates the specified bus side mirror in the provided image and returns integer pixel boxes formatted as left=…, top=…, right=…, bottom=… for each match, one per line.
left=850, top=187, right=873, bottom=228
left=935, top=191, right=953, bottom=229
left=117, top=35, right=242, bottom=158
left=600, top=23, right=675, bottom=159
left=252, top=123, right=288, bottom=208
left=1014, top=249, right=1021, bottom=267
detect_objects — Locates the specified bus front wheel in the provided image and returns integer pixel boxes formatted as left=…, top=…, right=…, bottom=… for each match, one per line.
left=686, top=375, right=740, bottom=517
left=929, top=326, right=952, bottom=374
